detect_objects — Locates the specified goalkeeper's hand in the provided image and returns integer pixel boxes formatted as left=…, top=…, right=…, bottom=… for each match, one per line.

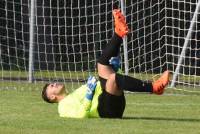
left=109, top=56, right=121, bottom=72
left=85, top=76, right=97, bottom=101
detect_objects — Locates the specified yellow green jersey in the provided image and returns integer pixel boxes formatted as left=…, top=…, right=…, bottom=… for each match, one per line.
left=58, top=81, right=102, bottom=118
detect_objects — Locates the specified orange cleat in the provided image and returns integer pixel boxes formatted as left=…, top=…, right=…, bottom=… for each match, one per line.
left=112, top=9, right=129, bottom=38
left=152, top=70, right=170, bottom=95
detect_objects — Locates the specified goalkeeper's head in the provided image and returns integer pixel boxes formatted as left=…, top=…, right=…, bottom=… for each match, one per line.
left=42, top=83, right=67, bottom=103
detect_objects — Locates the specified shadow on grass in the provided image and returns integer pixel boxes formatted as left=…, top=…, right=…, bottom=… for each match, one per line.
left=123, top=116, right=200, bottom=122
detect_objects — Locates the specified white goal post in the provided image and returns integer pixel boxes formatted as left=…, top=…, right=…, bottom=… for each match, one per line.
left=0, top=0, right=200, bottom=92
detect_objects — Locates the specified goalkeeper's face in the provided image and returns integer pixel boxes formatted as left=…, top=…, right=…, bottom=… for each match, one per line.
left=46, top=83, right=66, bottom=102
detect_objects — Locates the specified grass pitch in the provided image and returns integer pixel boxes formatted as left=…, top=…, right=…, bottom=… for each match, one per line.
left=0, top=83, right=200, bottom=134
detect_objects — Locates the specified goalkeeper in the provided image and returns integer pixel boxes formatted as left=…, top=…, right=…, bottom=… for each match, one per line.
left=42, top=9, right=170, bottom=118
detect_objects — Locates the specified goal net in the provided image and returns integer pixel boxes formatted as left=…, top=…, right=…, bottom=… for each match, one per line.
left=0, top=0, right=200, bottom=93
left=126, top=0, right=200, bottom=93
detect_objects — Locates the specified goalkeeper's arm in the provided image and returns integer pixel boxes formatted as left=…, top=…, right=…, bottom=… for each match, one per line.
left=74, top=76, right=97, bottom=118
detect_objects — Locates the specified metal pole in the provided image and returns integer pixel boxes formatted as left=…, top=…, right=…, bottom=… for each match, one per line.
left=170, top=0, right=200, bottom=87
left=28, top=0, right=35, bottom=83
left=120, top=0, right=129, bottom=75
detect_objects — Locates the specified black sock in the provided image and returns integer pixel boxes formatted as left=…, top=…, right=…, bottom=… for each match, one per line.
left=115, top=73, right=153, bottom=93
left=98, top=33, right=122, bottom=65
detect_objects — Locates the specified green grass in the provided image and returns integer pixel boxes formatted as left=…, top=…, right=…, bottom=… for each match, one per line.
left=0, top=83, right=200, bottom=134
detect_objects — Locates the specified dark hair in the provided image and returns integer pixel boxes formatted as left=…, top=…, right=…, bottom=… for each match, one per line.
left=42, top=83, right=54, bottom=103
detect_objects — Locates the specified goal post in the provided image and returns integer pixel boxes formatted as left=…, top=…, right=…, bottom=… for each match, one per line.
left=120, top=0, right=129, bottom=75
left=28, top=0, right=36, bottom=83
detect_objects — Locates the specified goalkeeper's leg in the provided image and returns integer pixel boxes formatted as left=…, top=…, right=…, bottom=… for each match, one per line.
left=105, top=71, right=170, bottom=95
left=97, top=9, right=128, bottom=80
left=97, top=9, right=170, bottom=96
left=97, top=9, right=128, bottom=118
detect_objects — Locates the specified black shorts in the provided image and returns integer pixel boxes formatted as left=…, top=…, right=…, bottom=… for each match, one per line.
left=97, top=77, right=126, bottom=118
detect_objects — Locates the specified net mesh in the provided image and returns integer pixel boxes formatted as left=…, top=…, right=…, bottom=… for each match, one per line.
left=0, top=0, right=200, bottom=92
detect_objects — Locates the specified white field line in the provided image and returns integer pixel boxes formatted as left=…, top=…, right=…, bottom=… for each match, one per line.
left=173, top=88, right=200, bottom=93
left=127, top=102, right=200, bottom=106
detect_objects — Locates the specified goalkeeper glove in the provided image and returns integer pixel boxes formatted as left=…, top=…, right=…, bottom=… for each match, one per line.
left=109, top=56, right=121, bottom=72
left=85, top=76, right=97, bottom=101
